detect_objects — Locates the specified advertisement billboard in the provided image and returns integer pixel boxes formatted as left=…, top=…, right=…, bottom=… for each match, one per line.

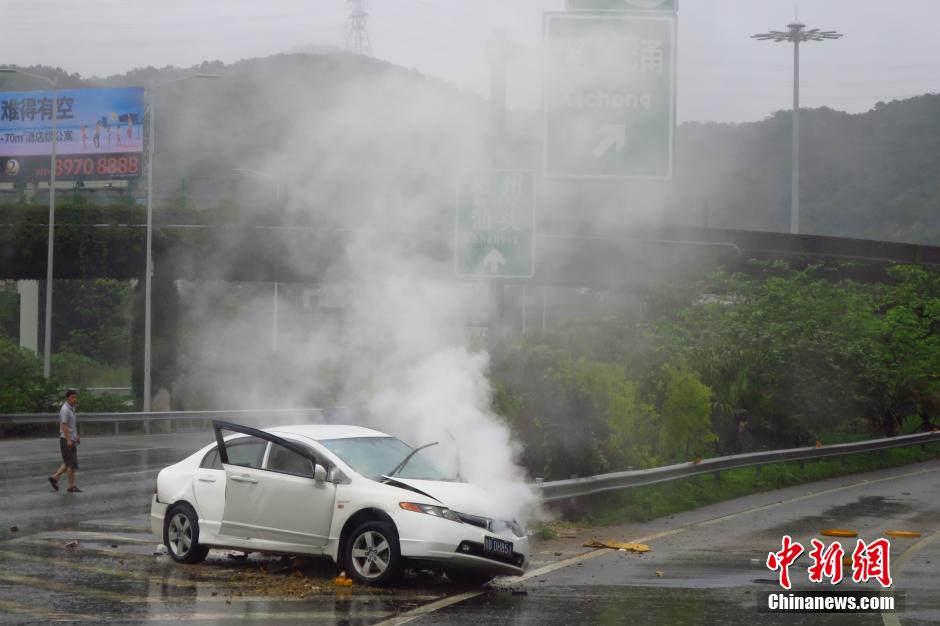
left=0, top=87, right=144, bottom=182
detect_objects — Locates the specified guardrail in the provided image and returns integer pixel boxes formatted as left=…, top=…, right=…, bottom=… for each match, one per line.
left=3, top=410, right=938, bottom=500
left=535, top=430, right=940, bottom=501
left=0, top=408, right=337, bottom=434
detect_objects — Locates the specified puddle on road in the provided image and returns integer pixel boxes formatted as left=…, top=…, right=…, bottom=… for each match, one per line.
left=0, top=528, right=455, bottom=624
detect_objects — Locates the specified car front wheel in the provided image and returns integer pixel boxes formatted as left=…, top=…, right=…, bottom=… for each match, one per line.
left=344, top=521, right=401, bottom=585
left=164, top=503, right=209, bottom=564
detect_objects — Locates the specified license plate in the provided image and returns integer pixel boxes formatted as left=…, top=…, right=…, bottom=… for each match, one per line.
left=483, top=536, right=513, bottom=557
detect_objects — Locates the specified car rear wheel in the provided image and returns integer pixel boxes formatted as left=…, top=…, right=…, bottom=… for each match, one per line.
left=164, top=503, right=209, bottom=564
left=446, top=569, right=494, bottom=587
left=344, top=521, right=401, bottom=585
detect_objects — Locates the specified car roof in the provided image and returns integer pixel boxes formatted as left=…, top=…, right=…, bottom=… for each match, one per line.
left=266, top=424, right=391, bottom=442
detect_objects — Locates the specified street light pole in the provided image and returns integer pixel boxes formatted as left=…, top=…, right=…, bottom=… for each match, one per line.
left=1, top=68, right=58, bottom=376
left=143, top=73, right=220, bottom=411
left=752, top=23, right=842, bottom=235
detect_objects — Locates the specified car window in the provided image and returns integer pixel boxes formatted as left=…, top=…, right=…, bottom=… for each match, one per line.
left=199, top=447, right=221, bottom=469
left=222, top=437, right=268, bottom=469
left=266, top=441, right=315, bottom=478
left=320, top=436, right=453, bottom=480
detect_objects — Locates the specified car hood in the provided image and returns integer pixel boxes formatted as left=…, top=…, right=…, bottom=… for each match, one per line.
left=384, top=478, right=501, bottom=519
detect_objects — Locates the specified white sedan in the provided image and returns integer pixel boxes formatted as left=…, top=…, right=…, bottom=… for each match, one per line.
left=150, top=420, right=529, bottom=585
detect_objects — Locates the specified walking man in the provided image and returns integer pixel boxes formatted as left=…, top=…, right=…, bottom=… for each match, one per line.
left=49, top=390, right=82, bottom=493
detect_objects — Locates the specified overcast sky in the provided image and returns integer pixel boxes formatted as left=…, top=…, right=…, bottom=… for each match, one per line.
left=2, top=0, right=939, bottom=123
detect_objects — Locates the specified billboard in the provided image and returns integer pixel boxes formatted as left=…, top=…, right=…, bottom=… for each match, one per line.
left=0, top=87, right=145, bottom=182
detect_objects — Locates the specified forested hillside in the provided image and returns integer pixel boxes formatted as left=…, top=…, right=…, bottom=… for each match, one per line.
left=2, top=54, right=940, bottom=243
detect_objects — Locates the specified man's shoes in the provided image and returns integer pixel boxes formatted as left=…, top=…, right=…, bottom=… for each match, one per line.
left=48, top=476, right=59, bottom=491
left=66, top=486, right=83, bottom=493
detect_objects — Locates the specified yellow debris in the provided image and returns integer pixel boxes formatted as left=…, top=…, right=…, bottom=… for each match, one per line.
left=583, top=539, right=651, bottom=553
left=821, top=529, right=858, bottom=538
left=885, top=530, right=922, bottom=539
left=655, top=570, right=664, bottom=577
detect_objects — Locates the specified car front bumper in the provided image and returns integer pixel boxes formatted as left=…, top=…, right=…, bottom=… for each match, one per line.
left=395, top=511, right=529, bottom=576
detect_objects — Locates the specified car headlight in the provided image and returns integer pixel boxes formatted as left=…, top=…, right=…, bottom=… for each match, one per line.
left=399, top=502, right=462, bottom=523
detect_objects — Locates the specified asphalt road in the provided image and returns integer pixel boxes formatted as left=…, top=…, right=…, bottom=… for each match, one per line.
left=1, top=431, right=938, bottom=625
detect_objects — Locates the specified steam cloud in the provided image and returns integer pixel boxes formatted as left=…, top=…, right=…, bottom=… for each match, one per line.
left=173, top=55, right=540, bottom=523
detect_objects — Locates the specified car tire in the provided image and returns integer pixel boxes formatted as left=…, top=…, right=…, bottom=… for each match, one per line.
left=344, top=520, right=401, bottom=585
left=446, top=569, right=493, bottom=587
left=163, top=503, right=209, bottom=564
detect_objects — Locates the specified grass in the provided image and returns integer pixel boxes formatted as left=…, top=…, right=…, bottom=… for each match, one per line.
left=561, top=442, right=940, bottom=526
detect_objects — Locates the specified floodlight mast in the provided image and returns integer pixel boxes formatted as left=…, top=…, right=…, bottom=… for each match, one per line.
left=752, top=23, right=843, bottom=235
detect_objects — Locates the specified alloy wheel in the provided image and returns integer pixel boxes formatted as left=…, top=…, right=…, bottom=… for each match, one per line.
left=350, top=530, right=391, bottom=579
left=167, top=511, right=193, bottom=557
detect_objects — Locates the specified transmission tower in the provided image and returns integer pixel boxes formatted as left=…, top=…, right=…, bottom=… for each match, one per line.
left=346, top=0, right=372, bottom=56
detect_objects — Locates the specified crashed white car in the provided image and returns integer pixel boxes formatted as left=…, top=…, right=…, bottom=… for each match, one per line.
left=150, top=420, right=528, bottom=585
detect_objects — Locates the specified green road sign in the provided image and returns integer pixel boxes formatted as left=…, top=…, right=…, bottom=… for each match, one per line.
left=455, top=170, right=535, bottom=279
left=567, top=0, right=678, bottom=12
left=544, top=13, right=676, bottom=179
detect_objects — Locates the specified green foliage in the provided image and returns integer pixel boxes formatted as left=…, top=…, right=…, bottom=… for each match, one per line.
left=0, top=282, right=18, bottom=340
left=491, top=263, right=940, bottom=480
left=653, top=363, right=715, bottom=462
left=51, top=351, right=130, bottom=389
left=0, top=336, right=60, bottom=412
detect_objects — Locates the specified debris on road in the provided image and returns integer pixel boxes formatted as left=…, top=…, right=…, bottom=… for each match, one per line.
left=9, top=526, right=17, bottom=532
left=655, top=570, right=664, bottom=577
left=885, top=530, right=922, bottom=539
left=821, top=529, right=858, bottom=538
left=64, top=540, right=80, bottom=550
left=583, top=539, right=651, bottom=553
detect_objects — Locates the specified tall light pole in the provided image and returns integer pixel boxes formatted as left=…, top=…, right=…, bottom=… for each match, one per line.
left=1, top=68, right=59, bottom=377
left=752, top=23, right=842, bottom=235
left=144, top=73, right=220, bottom=411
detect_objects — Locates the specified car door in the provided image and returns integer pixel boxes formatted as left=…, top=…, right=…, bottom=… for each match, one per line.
left=192, top=439, right=266, bottom=536
left=213, top=421, right=336, bottom=549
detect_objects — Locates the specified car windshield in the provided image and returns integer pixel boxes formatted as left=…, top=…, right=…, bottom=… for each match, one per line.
left=320, top=436, right=453, bottom=481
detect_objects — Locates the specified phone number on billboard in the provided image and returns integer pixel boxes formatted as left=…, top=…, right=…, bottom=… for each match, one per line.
left=54, top=155, right=141, bottom=177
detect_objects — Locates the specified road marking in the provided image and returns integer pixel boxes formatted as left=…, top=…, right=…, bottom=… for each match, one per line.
left=696, top=466, right=940, bottom=528
left=375, top=464, right=940, bottom=625
left=881, top=528, right=940, bottom=626
left=374, top=591, right=483, bottom=626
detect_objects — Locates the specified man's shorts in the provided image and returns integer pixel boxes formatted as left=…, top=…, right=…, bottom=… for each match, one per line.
left=59, top=438, right=79, bottom=470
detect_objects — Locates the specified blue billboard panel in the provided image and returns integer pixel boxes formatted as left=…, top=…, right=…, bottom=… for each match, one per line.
left=0, top=87, right=144, bottom=158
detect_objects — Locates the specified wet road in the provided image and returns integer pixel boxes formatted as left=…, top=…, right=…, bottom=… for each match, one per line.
left=1, top=432, right=938, bottom=624
left=401, top=460, right=940, bottom=626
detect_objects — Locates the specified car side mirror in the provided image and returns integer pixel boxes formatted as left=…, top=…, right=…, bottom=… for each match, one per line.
left=313, top=463, right=327, bottom=483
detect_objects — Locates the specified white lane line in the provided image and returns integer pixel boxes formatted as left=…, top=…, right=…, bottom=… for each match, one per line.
left=696, top=466, right=940, bottom=527
left=881, top=529, right=940, bottom=626
left=374, top=591, right=483, bottom=626
left=375, top=464, right=940, bottom=625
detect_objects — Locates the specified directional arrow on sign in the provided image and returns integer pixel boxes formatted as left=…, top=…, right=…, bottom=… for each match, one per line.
left=592, top=124, right=626, bottom=157
left=482, top=249, right=507, bottom=274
